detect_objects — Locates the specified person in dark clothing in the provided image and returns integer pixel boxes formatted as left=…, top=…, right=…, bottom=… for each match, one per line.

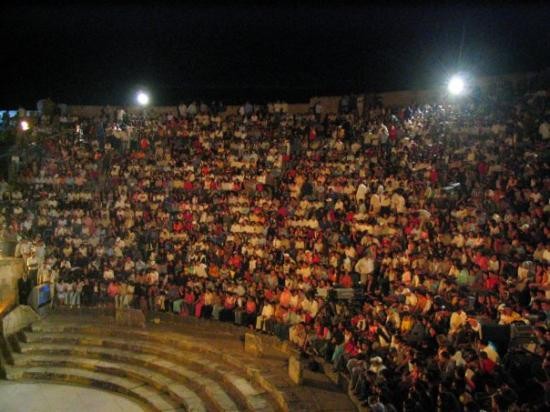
left=18, top=273, right=32, bottom=305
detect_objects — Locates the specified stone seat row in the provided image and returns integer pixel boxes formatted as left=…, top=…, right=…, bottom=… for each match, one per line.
left=3, top=321, right=277, bottom=412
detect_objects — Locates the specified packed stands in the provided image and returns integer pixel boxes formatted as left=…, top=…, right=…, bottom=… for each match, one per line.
left=1, top=87, right=550, bottom=411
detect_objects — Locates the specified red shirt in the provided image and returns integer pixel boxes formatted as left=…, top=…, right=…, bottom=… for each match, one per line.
left=278, top=207, right=288, bottom=217
left=480, top=358, right=496, bottom=374
left=246, top=300, right=257, bottom=314
left=139, top=138, right=150, bottom=150
left=389, top=125, right=398, bottom=141
left=107, top=282, right=119, bottom=297
left=173, top=221, right=184, bottom=232
left=340, top=273, right=353, bottom=288
left=229, top=255, right=242, bottom=268
left=475, top=254, right=489, bottom=271
left=485, top=275, right=500, bottom=291
left=184, top=292, right=195, bottom=304
left=477, top=161, right=489, bottom=176
left=344, top=341, right=359, bottom=357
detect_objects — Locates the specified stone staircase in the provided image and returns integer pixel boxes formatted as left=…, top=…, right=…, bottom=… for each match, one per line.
left=4, top=323, right=273, bottom=412
left=0, top=309, right=357, bottom=411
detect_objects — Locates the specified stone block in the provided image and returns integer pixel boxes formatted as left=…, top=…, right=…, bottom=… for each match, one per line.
left=2, top=305, right=40, bottom=336
left=0, top=258, right=26, bottom=317
left=288, top=355, right=303, bottom=385
left=115, top=308, right=146, bottom=329
left=244, top=332, right=263, bottom=357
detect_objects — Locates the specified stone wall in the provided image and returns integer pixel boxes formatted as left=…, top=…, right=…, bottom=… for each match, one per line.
left=0, top=258, right=25, bottom=317
left=1, top=305, right=40, bottom=336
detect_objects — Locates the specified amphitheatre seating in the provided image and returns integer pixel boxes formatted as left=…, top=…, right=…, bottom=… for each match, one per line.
left=6, top=325, right=270, bottom=411
left=0, top=309, right=358, bottom=411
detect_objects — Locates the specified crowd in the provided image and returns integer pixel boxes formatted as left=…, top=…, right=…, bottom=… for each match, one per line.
left=1, top=86, right=550, bottom=411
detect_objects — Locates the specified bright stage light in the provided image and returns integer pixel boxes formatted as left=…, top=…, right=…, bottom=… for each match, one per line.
left=136, top=91, right=150, bottom=106
left=448, top=75, right=465, bottom=95
left=20, top=120, right=30, bottom=131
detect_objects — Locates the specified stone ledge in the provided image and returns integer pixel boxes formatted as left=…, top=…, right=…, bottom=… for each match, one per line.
left=115, top=308, right=146, bottom=329
left=2, top=305, right=40, bottom=336
left=18, top=332, right=274, bottom=412
left=29, top=324, right=287, bottom=410
left=12, top=353, right=208, bottom=412
left=27, top=315, right=356, bottom=411
left=6, top=365, right=181, bottom=411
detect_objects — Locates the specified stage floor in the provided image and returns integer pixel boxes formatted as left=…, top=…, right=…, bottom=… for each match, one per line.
left=0, top=381, right=146, bottom=412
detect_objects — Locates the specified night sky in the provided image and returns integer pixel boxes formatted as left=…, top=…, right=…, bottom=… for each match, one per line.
left=1, top=2, right=550, bottom=108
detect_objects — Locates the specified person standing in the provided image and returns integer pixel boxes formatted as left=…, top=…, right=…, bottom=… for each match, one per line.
left=26, top=249, right=39, bottom=287
left=17, top=273, right=32, bottom=305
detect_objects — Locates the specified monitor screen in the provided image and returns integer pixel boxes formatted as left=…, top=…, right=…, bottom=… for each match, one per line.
left=37, top=284, right=51, bottom=307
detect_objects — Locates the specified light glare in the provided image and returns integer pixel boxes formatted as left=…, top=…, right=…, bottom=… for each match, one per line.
left=137, top=91, right=150, bottom=106
left=448, top=75, right=465, bottom=95
left=20, top=120, right=30, bottom=131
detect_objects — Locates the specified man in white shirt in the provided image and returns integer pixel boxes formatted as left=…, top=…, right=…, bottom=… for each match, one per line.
left=256, top=301, right=274, bottom=331
left=103, top=267, right=115, bottom=281
left=355, top=255, right=374, bottom=284
left=356, top=182, right=368, bottom=206
left=539, top=119, right=549, bottom=140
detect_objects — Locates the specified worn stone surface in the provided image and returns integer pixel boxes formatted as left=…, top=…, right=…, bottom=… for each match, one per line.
left=115, top=308, right=146, bottom=328
left=244, top=332, right=264, bottom=357
left=0, top=258, right=25, bottom=317
left=0, top=381, right=147, bottom=412
left=17, top=309, right=358, bottom=411
left=1, top=304, right=40, bottom=336
left=288, top=356, right=303, bottom=385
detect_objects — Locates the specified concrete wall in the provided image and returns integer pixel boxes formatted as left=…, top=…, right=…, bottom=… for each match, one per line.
left=0, top=258, right=25, bottom=318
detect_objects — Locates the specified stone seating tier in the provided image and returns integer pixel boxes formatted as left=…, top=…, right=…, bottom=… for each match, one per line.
left=7, top=326, right=273, bottom=412
left=0, top=311, right=357, bottom=411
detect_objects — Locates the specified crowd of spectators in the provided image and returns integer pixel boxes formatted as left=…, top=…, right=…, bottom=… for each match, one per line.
left=1, top=85, right=550, bottom=411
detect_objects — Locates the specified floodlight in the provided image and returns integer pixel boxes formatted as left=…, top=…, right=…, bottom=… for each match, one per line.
left=136, top=91, right=150, bottom=106
left=20, top=120, right=30, bottom=131
left=448, top=75, right=465, bottom=95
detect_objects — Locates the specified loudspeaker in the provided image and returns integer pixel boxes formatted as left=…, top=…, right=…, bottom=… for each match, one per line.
left=480, top=322, right=511, bottom=355
left=509, top=323, right=538, bottom=352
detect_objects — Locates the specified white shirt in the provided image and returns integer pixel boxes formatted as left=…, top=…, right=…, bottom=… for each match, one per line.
left=539, top=122, right=550, bottom=140
left=356, top=183, right=368, bottom=202
left=261, top=304, right=274, bottom=318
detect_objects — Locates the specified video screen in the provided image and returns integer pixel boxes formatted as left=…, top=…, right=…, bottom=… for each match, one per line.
left=37, top=284, right=51, bottom=307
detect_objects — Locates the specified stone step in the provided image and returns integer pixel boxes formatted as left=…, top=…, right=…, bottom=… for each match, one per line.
left=31, top=321, right=226, bottom=352
left=5, top=365, right=183, bottom=412
left=26, top=320, right=317, bottom=412
left=179, top=354, right=273, bottom=412
left=28, top=318, right=358, bottom=412
left=12, top=353, right=208, bottom=412
left=19, top=332, right=270, bottom=412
